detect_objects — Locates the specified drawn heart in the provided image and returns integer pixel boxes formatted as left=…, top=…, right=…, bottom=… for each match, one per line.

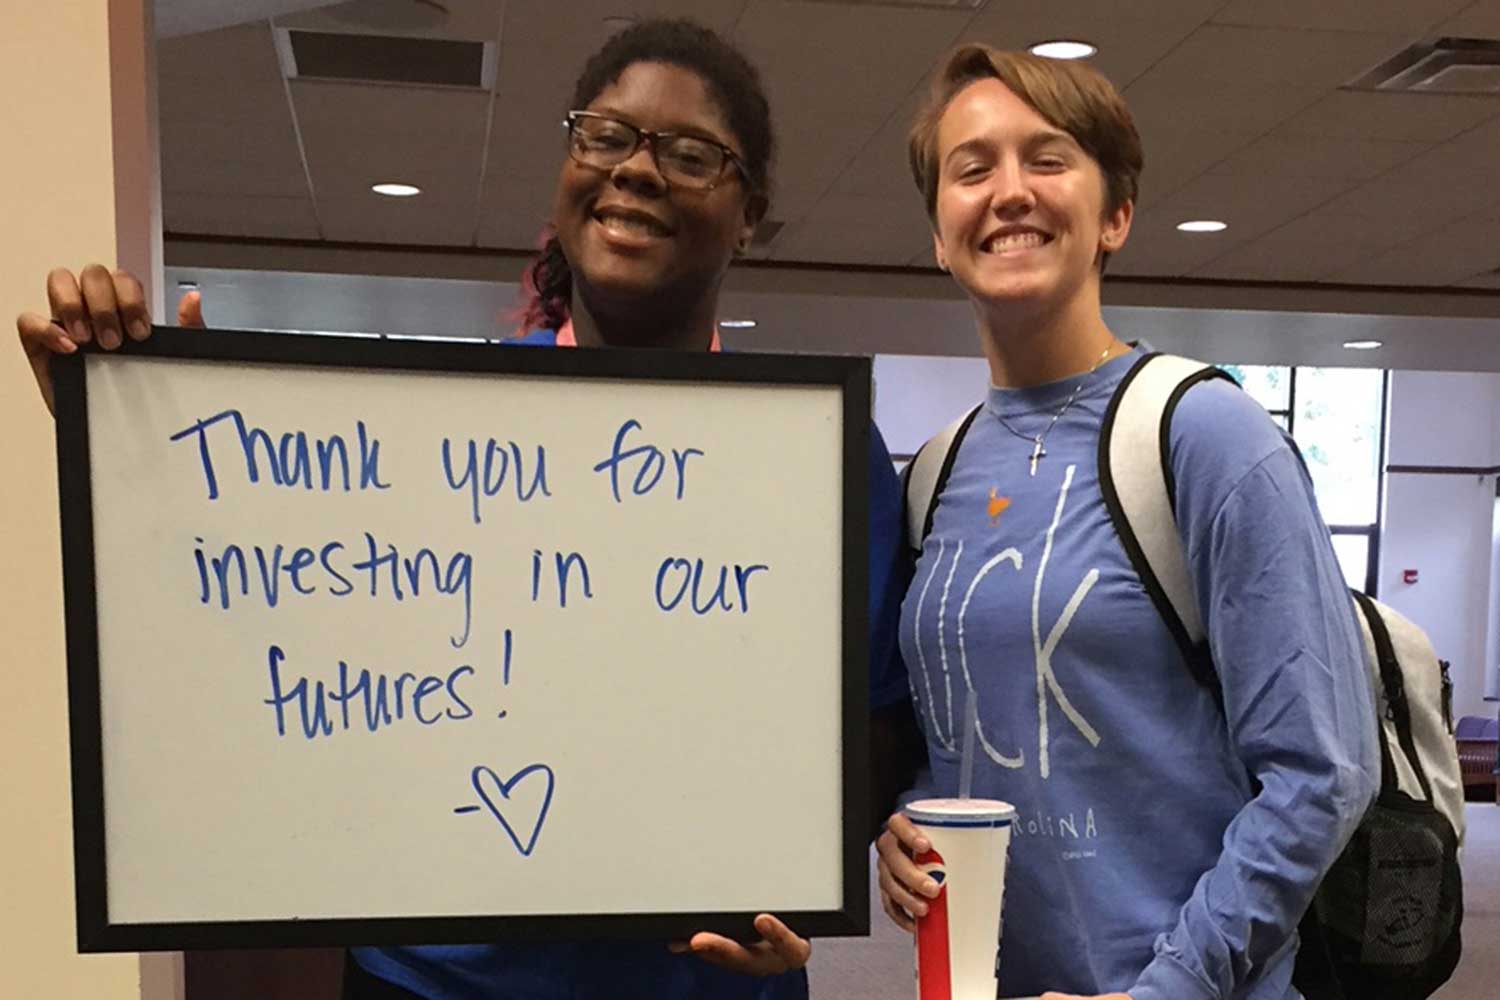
left=470, top=763, right=556, bottom=857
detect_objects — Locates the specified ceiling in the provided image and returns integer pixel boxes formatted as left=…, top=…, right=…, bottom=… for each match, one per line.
left=155, top=0, right=1500, bottom=312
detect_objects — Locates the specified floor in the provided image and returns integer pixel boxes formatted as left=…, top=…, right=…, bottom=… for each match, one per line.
left=812, top=803, right=1500, bottom=999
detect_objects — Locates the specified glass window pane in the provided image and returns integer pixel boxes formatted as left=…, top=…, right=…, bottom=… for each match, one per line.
left=1330, top=533, right=1371, bottom=594
left=1221, top=364, right=1290, bottom=413
left=1293, top=368, right=1384, bottom=526
left=1272, top=413, right=1290, bottom=432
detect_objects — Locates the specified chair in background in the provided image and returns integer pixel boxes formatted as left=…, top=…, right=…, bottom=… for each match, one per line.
left=1455, top=715, right=1500, bottom=804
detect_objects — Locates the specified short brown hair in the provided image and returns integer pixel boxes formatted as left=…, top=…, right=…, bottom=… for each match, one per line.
left=908, top=45, right=1143, bottom=224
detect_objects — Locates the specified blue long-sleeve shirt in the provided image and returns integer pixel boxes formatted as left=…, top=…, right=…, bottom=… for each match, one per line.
left=899, top=347, right=1378, bottom=999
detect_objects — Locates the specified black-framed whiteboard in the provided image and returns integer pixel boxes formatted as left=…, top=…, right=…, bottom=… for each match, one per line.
left=53, top=327, right=870, bottom=952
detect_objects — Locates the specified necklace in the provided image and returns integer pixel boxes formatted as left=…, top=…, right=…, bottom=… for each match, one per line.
left=992, top=343, right=1115, bottom=477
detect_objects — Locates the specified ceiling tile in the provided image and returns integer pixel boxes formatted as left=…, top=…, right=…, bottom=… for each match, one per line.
left=826, top=90, right=926, bottom=201
left=163, top=194, right=320, bottom=240
left=1188, top=209, right=1420, bottom=281
left=1133, top=126, right=1262, bottom=206
left=1276, top=89, right=1500, bottom=143
left=1323, top=212, right=1500, bottom=286
left=1210, top=0, right=1471, bottom=34
left=771, top=220, right=928, bottom=266
left=960, top=5, right=1218, bottom=88
left=1207, top=133, right=1427, bottom=181
left=1436, top=0, right=1500, bottom=37
left=1142, top=172, right=1354, bottom=242
left=317, top=194, right=479, bottom=245
left=1125, top=23, right=1408, bottom=93
left=475, top=172, right=558, bottom=250
left=157, top=22, right=282, bottom=84
left=293, top=82, right=491, bottom=201
left=1125, top=82, right=1317, bottom=144
left=278, top=0, right=503, bottom=39
left=162, top=150, right=309, bottom=199
left=735, top=0, right=972, bottom=114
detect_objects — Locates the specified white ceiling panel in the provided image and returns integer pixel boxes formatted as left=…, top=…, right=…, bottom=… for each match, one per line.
left=735, top=0, right=971, bottom=114
left=475, top=171, right=558, bottom=250
left=1125, top=82, right=1319, bottom=145
left=1323, top=212, right=1500, bottom=286
left=1206, top=133, right=1428, bottom=182
left=1209, top=0, right=1472, bottom=35
left=1141, top=171, right=1354, bottom=244
left=293, top=81, right=491, bottom=201
left=161, top=147, right=310, bottom=200
left=1318, top=175, right=1490, bottom=246
left=959, top=4, right=1216, bottom=89
left=824, top=89, right=926, bottom=201
left=1132, top=126, right=1262, bottom=207
left=1437, top=0, right=1500, bottom=37
left=278, top=0, right=502, bottom=39
left=164, top=194, right=321, bottom=240
left=317, top=194, right=481, bottom=245
left=1126, top=24, right=1407, bottom=93
left=1276, top=89, right=1500, bottom=144
left=771, top=193, right=930, bottom=264
left=157, top=22, right=282, bottom=83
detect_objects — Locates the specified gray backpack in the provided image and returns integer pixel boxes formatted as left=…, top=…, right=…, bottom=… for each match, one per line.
left=902, top=351, right=1464, bottom=1000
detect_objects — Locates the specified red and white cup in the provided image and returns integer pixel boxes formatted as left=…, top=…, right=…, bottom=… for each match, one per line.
left=904, top=798, right=1016, bottom=1000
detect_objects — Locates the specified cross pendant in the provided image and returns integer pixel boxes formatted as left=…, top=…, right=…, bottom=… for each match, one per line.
left=1029, top=437, right=1045, bottom=477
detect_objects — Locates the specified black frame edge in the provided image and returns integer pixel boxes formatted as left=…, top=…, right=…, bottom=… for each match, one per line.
left=59, top=329, right=874, bottom=950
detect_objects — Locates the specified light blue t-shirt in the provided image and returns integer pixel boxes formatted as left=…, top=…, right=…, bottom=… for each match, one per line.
left=899, top=346, right=1378, bottom=1000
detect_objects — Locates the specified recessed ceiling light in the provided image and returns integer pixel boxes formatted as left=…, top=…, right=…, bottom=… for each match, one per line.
left=1177, top=220, right=1228, bottom=233
left=1343, top=340, right=1384, bottom=351
left=372, top=183, right=421, bottom=197
left=1029, top=40, right=1097, bottom=60
left=719, top=319, right=757, bottom=329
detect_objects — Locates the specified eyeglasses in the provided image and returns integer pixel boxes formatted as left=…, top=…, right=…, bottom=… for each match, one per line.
left=563, top=111, right=748, bottom=191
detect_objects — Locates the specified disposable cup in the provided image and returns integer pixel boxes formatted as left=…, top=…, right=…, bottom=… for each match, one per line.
left=903, top=798, right=1016, bottom=1000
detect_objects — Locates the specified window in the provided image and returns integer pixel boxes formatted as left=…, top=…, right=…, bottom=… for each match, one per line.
left=1221, top=364, right=1387, bottom=595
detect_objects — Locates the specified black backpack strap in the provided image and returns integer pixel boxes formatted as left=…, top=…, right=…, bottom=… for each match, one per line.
left=1351, top=590, right=1431, bottom=802
left=903, top=404, right=983, bottom=553
left=1097, top=353, right=1234, bottom=697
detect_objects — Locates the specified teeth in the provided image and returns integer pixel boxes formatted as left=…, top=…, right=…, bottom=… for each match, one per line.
left=986, top=231, right=1048, bottom=253
left=598, top=213, right=668, bottom=238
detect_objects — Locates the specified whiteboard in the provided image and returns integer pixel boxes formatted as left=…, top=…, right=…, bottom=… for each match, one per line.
left=54, top=328, right=871, bottom=952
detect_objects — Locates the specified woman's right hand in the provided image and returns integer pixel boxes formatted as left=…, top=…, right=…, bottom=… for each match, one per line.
left=15, top=264, right=204, bottom=415
left=876, top=810, right=943, bottom=934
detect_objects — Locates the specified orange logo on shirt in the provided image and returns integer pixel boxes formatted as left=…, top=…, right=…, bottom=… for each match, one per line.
left=988, top=488, right=1011, bottom=525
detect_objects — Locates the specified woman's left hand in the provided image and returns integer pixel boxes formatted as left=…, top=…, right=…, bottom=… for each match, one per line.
left=670, top=913, right=811, bottom=975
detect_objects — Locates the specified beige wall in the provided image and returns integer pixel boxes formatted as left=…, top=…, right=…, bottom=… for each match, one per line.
left=1, top=1, right=159, bottom=996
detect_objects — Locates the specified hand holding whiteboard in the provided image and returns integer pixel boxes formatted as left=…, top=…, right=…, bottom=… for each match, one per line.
left=53, top=327, right=871, bottom=951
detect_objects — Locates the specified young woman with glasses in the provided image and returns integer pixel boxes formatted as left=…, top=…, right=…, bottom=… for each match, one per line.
left=16, top=18, right=918, bottom=1000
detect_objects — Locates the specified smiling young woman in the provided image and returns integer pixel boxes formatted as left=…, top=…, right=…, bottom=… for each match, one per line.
left=15, top=18, right=918, bottom=1000
left=875, top=46, right=1379, bottom=1000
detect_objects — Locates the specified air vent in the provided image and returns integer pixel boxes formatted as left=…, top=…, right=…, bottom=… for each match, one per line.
left=752, top=220, right=785, bottom=246
left=1348, top=37, right=1500, bottom=95
left=276, top=29, right=495, bottom=89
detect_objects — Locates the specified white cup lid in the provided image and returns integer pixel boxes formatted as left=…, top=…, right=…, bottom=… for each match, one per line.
left=904, top=798, right=1016, bottom=826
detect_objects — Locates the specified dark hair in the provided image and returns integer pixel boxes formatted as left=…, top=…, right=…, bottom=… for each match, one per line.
left=518, top=18, right=775, bottom=333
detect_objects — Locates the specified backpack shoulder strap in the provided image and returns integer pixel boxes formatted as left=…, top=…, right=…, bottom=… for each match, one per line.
left=903, top=404, right=983, bottom=553
left=1098, top=352, right=1234, bottom=673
